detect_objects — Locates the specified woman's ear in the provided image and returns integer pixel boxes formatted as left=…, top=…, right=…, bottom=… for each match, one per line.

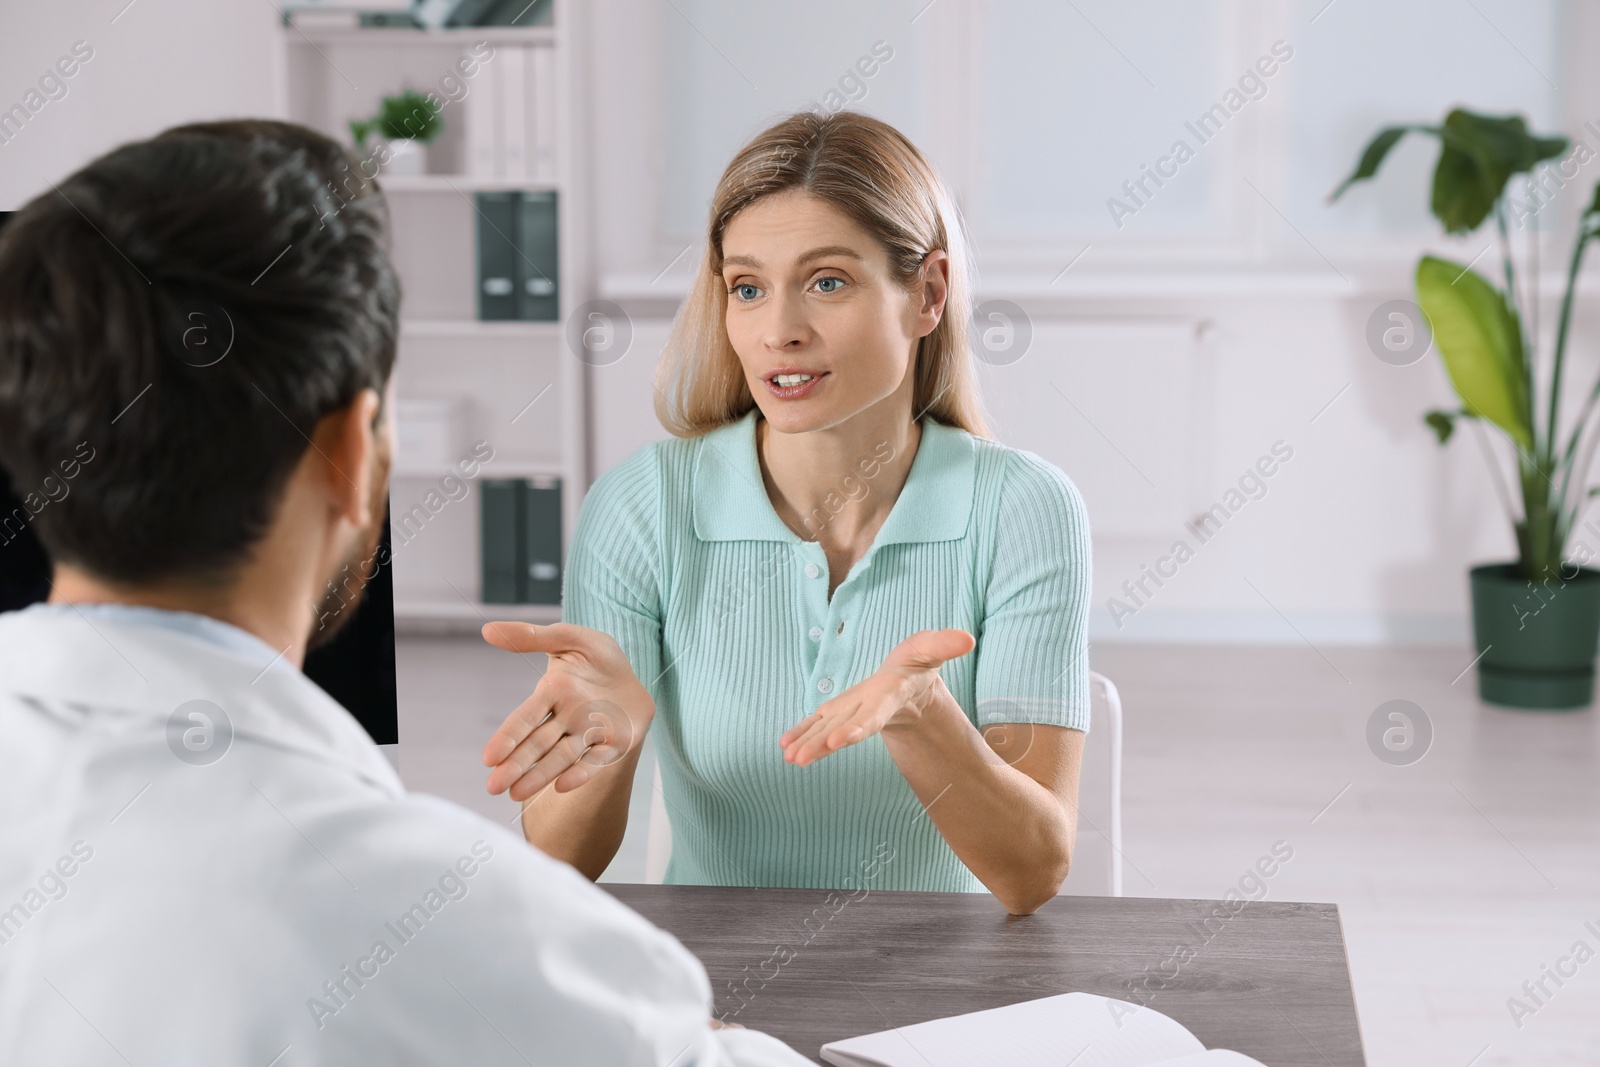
left=914, top=249, right=950, bottom=337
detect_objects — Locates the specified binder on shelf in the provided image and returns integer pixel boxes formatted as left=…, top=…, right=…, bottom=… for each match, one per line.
left=475, top=190, right=559, bottom=322
left=293, top=0, right=536, bottom=29
left=517, top=190, right=559, bottom=321
left=529, top=45, right=557, bottom=180
left=471, top=0, right=553, bottom=25
left=286, top=9, right=361, bottom=29
left=463, top=56, right=500, bottom=177
left=357, top=10, right=422, bottom=27
left=440, top=0, right=500, bottom=24
left=412, top=0, right=464, bottom=27
left=438, top=0, right=501, bottom=25
left=475, top=191, right=520, bottom=320
left=499, top=46, right=528, bottom=178
left=455, top=42, right=553, bottom=180
left=479, top=477, right=563, bottom=605
left=521, top=476, right=563, bottom=604
left=481, top=479, right=522, bottom=604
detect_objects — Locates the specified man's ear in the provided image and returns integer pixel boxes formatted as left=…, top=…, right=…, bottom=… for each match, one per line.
left=309, top=387, right=381, bottom=529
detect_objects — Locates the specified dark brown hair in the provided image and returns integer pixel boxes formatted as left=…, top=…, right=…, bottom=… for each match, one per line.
left=0, top=119, right=400, bottom=584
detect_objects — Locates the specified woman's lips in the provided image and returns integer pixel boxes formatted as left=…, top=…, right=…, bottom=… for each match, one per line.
left=763, top=372, right=828, bottom=400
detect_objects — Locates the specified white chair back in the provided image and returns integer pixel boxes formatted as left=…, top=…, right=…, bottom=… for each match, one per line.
left=1061, top=671, right=1123, bottom=896
left=642, top=671, right=1123, bottom=896
left=644, top=756, right=672, bottom=884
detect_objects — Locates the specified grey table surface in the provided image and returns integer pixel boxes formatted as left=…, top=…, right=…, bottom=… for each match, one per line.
left=603, top=884, right=1367, bottom=1066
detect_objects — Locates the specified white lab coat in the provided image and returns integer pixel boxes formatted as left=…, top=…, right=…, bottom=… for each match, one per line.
left=0, top=603, right=812, bottom=1067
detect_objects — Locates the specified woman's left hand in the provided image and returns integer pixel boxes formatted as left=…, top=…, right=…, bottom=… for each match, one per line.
left=779, top=628, right=976, bottom=766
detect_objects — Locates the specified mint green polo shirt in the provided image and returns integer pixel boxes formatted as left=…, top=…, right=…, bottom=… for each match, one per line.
left=564, top=408, right=1091, bottom=893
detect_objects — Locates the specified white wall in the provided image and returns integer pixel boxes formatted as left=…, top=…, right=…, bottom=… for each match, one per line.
left=0, top=0, right=283, bottom=211
left=6, top=0, right=1597, bottom=645
left=581, top=0, right=1600, bottom=645
left=589, top=297, right=1579, bottom=647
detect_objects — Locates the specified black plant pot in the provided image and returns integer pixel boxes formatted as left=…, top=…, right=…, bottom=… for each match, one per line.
left=1469, top=563, right=1600, bottom=709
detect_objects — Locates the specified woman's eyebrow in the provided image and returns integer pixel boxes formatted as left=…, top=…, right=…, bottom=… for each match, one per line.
left=722, top=245, right=865, bottom=271
left=795, top=245, right=864, bottom=266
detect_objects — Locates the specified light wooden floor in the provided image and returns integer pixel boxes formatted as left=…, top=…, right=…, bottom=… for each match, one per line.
left=394, top=636, right=1600, bottom=1066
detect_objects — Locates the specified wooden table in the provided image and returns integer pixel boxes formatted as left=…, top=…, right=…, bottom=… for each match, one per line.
left=604, top=885, right=1366, bottom=1066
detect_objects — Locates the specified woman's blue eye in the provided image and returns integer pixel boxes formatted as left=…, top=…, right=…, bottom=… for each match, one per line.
left=732, top=284, right=761, bottom=301
left=815, top=276, right=844, bottom=293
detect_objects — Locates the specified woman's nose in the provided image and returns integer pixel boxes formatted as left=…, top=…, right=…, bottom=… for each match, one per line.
left=763, top=290, right=810, bottom=350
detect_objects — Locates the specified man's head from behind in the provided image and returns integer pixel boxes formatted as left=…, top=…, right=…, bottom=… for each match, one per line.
left=0, top=119, right=400, bottom=654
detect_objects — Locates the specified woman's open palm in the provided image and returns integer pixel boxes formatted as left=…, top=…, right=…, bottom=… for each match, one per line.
left=480, top=622, right=655, bottom=801
left=778, top=628, right=975, bottom=766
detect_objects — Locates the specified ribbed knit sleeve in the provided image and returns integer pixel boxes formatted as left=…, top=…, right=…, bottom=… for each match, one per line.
left=561, top=447, right=665, bottom=701
left=973, top=449, right=1093, bottom=732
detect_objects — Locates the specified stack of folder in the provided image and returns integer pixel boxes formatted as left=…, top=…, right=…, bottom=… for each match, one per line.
left=481, top=476, right=562, bottom=605
left=475, top=190, right=559, bottom=321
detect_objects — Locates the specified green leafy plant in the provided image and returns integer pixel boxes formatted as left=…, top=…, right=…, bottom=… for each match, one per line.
left=1332, top=108, right=1600, bottom=582
left=349, top=89, right=444, bottom=149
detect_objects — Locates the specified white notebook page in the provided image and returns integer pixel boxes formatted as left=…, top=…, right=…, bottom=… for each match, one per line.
left=819, top=991, right=1207, bottom=1067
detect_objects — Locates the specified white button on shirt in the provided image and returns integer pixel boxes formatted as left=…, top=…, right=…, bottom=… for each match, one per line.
left=0, top=604, right=810, bottom=1067
left=808, top=626, right=823, bottom=641
left=803, top=562, right=821, bottom=579
left=817, top=677, right=833, bottom=694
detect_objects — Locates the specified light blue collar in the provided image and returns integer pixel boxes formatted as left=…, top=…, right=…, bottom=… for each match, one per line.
left=15, top=601, right=284, bottom=662
left=691, top=408, right=976, bottom=545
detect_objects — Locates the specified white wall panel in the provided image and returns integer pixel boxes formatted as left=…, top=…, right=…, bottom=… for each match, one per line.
left=589, top=319, right=677, bottom=478
left=978, top=320, right=1209, bottom=542
left=0, top=0, right=283, bottom=210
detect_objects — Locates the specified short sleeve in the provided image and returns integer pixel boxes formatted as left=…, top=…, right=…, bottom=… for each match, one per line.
left=563, top=447, right=665, bottom=700
left=974, top=449, right=1093, bottom=732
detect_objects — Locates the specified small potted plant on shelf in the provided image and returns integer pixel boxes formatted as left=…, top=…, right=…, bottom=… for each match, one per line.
left=350, top=89, right=444, bottom=176
left=1332, top=107, right=1600, bottom=710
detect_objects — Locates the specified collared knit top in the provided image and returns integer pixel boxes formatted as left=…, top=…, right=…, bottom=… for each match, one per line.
left=563, top=408, right=1091, bottom=892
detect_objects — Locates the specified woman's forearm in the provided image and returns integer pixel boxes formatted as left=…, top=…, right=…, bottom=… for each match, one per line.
left=880, top=687, right=1076, bottom=914
left=519, top=735, right=648, bottom=880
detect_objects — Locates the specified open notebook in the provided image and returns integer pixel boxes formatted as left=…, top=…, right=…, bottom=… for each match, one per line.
left=820, top=991, right=1268, bottom=1067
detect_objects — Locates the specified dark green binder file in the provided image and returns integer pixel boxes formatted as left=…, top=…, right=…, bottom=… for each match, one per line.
left=521, top=476, right=563, bottom=604
left=480, top=479, right=522, bottom=603
left=475, top=191, right=519, bottom=321
left=517, top=190, right=560, bottom=322
left=480, top=476, right=562, bottom=604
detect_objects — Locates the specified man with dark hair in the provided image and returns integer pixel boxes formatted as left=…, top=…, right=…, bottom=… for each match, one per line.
left=0, top=121, right=805, bottom=1066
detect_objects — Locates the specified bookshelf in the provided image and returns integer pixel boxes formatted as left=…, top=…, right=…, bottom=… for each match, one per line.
left=277, top=4, right=589, bottom=631
left=286, top=25, right=557, bottom=46
left=380, top=175, right=559, bottom=193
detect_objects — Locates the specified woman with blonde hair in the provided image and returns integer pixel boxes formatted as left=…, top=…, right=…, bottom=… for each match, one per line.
left=481, top=109, right=1091, bottom=915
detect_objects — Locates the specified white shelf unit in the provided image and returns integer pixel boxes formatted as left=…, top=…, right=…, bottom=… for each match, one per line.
left=384, top=598, right=562, bottom=624
left=399, top=318, right=563, bottom=337
left=285, top=25, right=558, bottom=47
left=278, top=10, right=590, bottom=631
left=379, top=174, right=561, bottom=193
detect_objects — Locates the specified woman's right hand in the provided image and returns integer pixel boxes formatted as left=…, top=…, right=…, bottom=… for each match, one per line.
left=479, top=621, right=655, bottom=802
